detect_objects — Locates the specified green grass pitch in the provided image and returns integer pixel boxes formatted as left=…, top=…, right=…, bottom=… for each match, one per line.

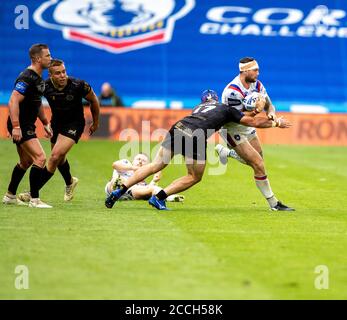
left=0, top=138, right=346, bottom=299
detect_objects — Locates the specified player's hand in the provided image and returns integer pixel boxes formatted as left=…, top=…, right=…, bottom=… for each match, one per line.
left=267, top=111, right=277, bottom=121
left=12, top=127, right=22, bottom=142
left=255, top=95, right=266, bottom=113
left=89, top=122, right=99, bottom=135
left=275, top=116, right=292, bottom=128
left=43, top=124, right=53, bottom=138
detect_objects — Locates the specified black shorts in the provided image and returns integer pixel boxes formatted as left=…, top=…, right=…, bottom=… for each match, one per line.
left=51, top=122, right=85, bottom=144
left=161, top=121, right=207, bottom=161
left=7, top=118, right=37, bottom=145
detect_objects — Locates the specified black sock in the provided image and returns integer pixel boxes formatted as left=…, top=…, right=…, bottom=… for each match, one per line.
left=156, top=190, right=168, bottom=200
left=37, top=167, right=54, bottom=191
left=8, top=164, right=27, bottom=195
left=119, top=184, right=128, bottom=195
left=58, top=160, right=72, bottom=185
left=30, top=165, right=44, bottom=198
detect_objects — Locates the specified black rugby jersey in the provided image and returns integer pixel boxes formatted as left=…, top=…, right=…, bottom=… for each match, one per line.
left=12, top=68, right=45, bottom=127
left=179, top=100, right=244, bottom=138
left=44, top=77, right=91, bottom=125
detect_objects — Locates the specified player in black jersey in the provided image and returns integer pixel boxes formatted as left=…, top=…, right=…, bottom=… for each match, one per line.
left=3, top=44, right=53, bottom=208
left=105, top=89, right=291, bottom=210
left=19, top=59, right=100, bottom=202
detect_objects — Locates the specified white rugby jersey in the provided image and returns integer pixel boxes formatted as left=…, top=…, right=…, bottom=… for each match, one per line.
left=222, top=75, right=269, bottom=133
left=112, top=159, right=147, bottom=186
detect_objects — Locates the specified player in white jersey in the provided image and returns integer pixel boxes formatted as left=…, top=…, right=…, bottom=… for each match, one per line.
left=216, top=57, right=294, bottom=211
left=105, top=153, right=184, bottom=202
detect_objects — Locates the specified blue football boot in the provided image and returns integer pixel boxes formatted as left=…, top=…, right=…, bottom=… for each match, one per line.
left=148, top=195, right=168, bottom=210
left=105, top=189, right=123, bottom=208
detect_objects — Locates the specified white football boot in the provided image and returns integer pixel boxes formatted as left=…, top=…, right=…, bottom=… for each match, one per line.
left=29, top=198, right=52, bottom=209
left=2, top=193, right=27, bottom=206
left=167, top=194, right=185, bottom=202
left=64, top=177, right=79, bottom=201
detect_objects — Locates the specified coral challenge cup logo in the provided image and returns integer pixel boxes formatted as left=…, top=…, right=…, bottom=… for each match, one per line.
left=34, top=0, right=195, bottom=53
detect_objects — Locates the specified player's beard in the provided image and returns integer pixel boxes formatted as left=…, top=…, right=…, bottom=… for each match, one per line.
left=245, top=75, right=257, bottom=83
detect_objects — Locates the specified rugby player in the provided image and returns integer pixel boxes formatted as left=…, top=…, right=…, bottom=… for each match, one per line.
left=216, top=57, right=295, bottom=211
left=3, top=44, right=53, bottom=208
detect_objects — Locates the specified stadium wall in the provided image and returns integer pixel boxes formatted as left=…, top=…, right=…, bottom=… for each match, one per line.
left=1, top=106, right=346, bottom=146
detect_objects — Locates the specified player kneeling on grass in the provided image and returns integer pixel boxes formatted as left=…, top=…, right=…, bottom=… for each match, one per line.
left=105, top=153, right=184, bottom=202
left=105, top=89, right=292, bottom=211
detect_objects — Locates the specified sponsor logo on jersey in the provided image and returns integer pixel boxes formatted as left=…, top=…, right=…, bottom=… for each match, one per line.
left=15, top=82, right=28, bottom=94
left=34, top=0, right=195, bottom=53
left=68, top=129, right=77, bottom=136
left=234, top=134, right=241, bottom=141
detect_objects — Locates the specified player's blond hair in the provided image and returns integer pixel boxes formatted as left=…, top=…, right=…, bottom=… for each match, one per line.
left=49, top=59, right=64, bottom=68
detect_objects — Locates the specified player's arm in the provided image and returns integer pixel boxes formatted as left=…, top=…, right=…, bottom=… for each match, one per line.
left=240, top=115, right=291, bottom=129
left=85, top=89, right=100, bottom=135
left=38, top=104, right=53, bottom=138
left=264, top=95, right=277, bottom=120
left=259, top=82, right=276, bottom=120
left=8, top=90, right=24, bottom=142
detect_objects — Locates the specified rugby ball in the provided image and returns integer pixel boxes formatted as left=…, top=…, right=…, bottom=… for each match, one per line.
left=242, top=92, right=261, bottom=111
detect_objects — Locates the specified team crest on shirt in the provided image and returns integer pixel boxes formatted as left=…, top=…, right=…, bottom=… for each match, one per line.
left=33, top=0, right=195, bottom=53
left=36, top=83, right=45, bottom=93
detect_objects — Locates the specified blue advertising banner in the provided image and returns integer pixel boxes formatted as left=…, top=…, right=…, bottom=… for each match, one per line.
left=1, top=0, right=347, bottom=112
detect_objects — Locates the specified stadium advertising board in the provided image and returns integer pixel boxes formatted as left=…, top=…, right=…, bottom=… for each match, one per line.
left=1, top=107, right=346, bottom=145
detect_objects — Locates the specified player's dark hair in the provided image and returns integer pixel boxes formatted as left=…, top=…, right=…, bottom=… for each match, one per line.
left=49, top=59, right=64, bottom=68
left=29, top=43, right=49, bottom=61
left=239, top=57, right=255, bottom=64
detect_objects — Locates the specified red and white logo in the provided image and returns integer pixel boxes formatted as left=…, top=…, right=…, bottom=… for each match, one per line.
left=34, top=0, right=195, bottom=53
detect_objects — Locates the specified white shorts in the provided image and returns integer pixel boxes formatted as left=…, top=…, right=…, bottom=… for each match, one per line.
left=220, top=127, right=257, bottom=147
